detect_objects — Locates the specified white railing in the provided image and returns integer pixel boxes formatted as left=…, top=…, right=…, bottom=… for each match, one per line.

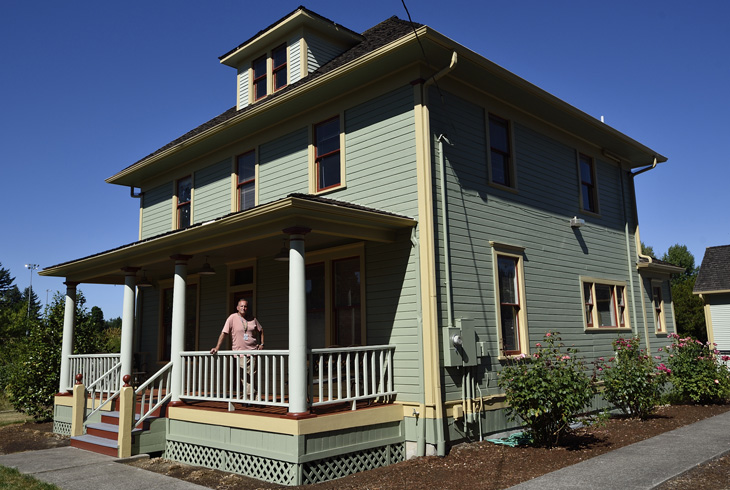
left=84, top=361, right=122, bottom=423
left=180, top=350, right=289, bottom=408
left=69, top=354, right=121, bottom=391
left=134, top=362, right=172, bottom=428
left=310, top=346, right=396, bottom=410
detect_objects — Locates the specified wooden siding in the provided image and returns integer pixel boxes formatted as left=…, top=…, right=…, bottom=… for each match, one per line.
left=237, top=62, right=250, bottom=109
left=193, top=158, right=231, bottom=225
left=338, top=86, right=419, bottom=217
left=258, top=128, right=309, bottom=204
left=709, top=294, right=730, bottom=351
left=428, top=88, right=642, bottom=398
left=288, top=37, right=301, bottom=85
left=140, top=182, right=172, bottom=240
left=305, top=33, right=342, bottom=72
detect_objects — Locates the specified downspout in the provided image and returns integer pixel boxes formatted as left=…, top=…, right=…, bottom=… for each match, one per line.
left=424, top=51, right=458, bottom=457
left=411, top=230, right=427, bottom=457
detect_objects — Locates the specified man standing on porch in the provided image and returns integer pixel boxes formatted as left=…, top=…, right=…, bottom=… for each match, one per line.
left=210, top=299, right=264, bottom=398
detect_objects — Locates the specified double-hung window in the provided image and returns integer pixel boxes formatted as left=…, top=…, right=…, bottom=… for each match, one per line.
left=176, top=176, right=192, bottom=229
left=582, top=280, right=629, bottom=330
left=272, top=44, right=287, bottom=91
left=652, top=282, right=666, bottom=333
left=579, top=153, right=598, bottom=213
left=314, top=116, right=342, bottom=192
left=237, top=150, right=256, bottom=211
left=492, top=243, right=528, bottom=356
left=488, top=114, right=514, bottom=188
left=252, top=55, right=267, bottom=101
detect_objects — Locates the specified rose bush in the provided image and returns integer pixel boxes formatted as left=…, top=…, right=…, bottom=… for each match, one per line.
left=664, top=333, right=730, bottom=404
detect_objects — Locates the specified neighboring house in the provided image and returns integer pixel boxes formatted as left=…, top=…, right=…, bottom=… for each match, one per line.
left=40, top=7, right=678, bottom=485
left=695, top=245, right=730, bottom=355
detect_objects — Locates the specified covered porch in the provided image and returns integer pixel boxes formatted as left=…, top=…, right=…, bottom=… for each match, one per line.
left=43, top=194, right=416, bottom=485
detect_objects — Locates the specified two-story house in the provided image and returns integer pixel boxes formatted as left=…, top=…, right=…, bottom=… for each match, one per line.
left=41, top=7, right=679, bottom=486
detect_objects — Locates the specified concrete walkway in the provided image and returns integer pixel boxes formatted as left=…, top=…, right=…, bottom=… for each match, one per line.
left=0, top=447, right=207, bottom=490
left=509, top=409, right=730, bottom=489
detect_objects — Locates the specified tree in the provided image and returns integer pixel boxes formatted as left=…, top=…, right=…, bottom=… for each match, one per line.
left=21, top=286, right=42, bottom=321
left=641, top=242, right=656, bottom=259
left=660, top=244, right=706, bottom=341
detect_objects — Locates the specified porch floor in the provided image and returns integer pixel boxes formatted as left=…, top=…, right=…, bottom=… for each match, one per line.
left=175, top=399, right=392, bottom=418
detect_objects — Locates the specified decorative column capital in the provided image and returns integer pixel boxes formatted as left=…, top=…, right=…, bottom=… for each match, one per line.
left=121, top=266, right=141, bottom=275
left=63, top=281, right=79, bottom=289
left=170, top=254, right=193, bottom=263
left=282, top=226, right=312, bottom=237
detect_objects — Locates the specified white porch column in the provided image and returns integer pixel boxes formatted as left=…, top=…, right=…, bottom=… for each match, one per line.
left=169, top=255, right=191, bottom=403
left=119, top=267, right=139, bottom=386
left=285, top=227, right=311, bottom=416
left=58, top=281, right=78, bottom=393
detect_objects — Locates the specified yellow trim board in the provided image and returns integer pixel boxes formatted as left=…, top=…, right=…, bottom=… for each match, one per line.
left=168, top=404, right=403, bottom=436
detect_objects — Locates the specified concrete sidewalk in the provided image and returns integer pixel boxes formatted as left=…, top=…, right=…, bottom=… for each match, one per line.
left=509, top=409, right=730, bottom=489
left=0, top=447, right=208, bottom=490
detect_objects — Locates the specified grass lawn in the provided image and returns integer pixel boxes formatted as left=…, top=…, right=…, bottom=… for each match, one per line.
left=0, top=466, right=59, bottom=489
left=0, top=395, right=32, bottom=427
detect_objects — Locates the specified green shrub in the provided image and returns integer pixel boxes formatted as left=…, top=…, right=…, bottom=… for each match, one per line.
left=664, top=333, right=730, bottom=404
left=599, top=337, right=667, bottom=419
left=498, top=332, right=595, bottom=447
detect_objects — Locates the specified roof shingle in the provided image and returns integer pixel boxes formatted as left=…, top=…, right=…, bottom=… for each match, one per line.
left=695, top=245, right=730, bottom=293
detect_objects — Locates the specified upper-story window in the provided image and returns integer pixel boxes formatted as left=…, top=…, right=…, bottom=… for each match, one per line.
left=176, top=176, right=192, bottom=229
left=272, top=44, right=288, bottom=91
left=237, top=150, right=256, bottom=211
left=314, top=116, right=341, bottom=192
left=252, top=55, right=267, bottom=101
left=579, top=153, right=598, bottom=213
left=488, top=114, right=514, bottom=188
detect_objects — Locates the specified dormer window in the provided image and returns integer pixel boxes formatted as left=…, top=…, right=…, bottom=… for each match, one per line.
left=272, top=44, right=288, bottom=91
left=252, top=55, right=267, bottom=101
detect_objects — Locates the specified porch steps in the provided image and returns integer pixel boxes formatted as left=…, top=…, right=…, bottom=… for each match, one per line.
left=70, top=409, right=163, bottom=457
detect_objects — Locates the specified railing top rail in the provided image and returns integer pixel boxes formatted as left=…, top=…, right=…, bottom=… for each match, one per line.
left=135, top=361, right=173, bottom=394
left=181, top=350, right=288, bottom=356
left=311, top=345, right=395, bottom=354
left=69, top=353, right=121, bottom=359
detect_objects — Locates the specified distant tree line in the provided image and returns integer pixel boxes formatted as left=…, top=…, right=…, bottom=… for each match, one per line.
left=0, top=262, right=121, bottom=420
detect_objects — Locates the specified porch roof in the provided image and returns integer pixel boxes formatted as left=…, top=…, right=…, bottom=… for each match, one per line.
left=39, top=194, right=416, bottom=285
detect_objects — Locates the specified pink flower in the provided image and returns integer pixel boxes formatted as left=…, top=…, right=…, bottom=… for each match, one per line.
left=598, top=367, right=603, bottom=372
left=715, top=379, right=720, bottom=384
left=658, top=348, right=663, bottom=352
left=535, top=343, right=542, bottom=348
left=561, top=355, right=571, bottom=360
left=546, top=332, right=552, bottom=337
left=598, top=357, right=604, bottom=361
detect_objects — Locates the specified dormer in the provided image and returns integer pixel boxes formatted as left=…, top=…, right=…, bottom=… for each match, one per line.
left=219, top=7, right=364, bottom=110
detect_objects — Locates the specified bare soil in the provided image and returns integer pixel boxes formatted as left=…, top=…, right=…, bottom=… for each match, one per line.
left=2, top=405, right=729, bottom=489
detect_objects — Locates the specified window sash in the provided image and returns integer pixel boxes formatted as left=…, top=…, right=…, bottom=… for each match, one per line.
left=177, top=176, right=192, bottom=229
left=252, top=55, right=267, bottom=100
left=237, top=151, right=256, bottom=211
left=489, top=115, right=512, bottom=187
left=579, top=154, right=596, bottom=212
left=272, top=44, right=287, bottom=91
left=583, top=281, right=627, bottom=329
left=315, top=117, right=341, bottom=191
left=653, top=286, right=664, bottom=332
left=497, top=255, right=521, bottom=354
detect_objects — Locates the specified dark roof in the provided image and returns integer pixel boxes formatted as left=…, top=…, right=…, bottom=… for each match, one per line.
left=218, top=6, right=362, bottom=61
left=695, top=245, right=730, bottom=293
left=42, top=193, right=414, bottom=271
left=121, top=15, right=419, bottom=173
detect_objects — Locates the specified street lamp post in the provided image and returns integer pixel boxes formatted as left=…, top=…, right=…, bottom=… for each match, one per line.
left=24, top=263, right=39, bottom=318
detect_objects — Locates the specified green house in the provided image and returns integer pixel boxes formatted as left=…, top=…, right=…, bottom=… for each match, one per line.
left=41, top=6, right=680, bottom=485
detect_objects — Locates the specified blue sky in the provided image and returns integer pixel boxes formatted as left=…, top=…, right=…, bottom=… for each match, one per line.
left=1, top=0, right=728, bottom=319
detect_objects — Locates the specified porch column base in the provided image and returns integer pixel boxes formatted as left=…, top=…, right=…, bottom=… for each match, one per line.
left=55, top=391, right=72, bottom=397
left=282, top=411, right=316, bottom=420
left=169, top=400, right=187, bottom=407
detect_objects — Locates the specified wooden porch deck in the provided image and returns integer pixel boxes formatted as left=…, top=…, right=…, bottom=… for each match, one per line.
left=173, top=398, right=392, bottom=419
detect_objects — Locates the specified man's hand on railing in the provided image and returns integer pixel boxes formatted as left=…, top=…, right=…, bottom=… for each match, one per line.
left=210, top=347, right=218, bottom=355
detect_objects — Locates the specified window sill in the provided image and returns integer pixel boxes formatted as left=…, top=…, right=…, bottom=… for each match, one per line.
left=579, top=209, right=602, bottom=219
left=313, top=184, right=346, bottom=196
left=488, top=181, right=518, bottom=194
left=584, top=327, right=633, bottom=333
left=498, top=352, right=530, bottom=362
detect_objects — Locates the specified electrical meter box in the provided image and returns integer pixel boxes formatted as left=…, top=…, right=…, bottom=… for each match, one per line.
left=442, top=318, right=477, bottom=367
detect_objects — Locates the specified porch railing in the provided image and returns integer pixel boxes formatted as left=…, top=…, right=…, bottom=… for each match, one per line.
left=134, top=362, right=172, bottom=428
left=310, top=346, right=396, bottom=410
left=180, top=350, right=289, bottom=407
left=178, top=345, right=395, bottom=410
left=77, top=357, right=122, bottom=424
left=68, top=354, right=121, bottom=392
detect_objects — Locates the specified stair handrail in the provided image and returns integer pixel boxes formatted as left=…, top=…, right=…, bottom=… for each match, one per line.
left=134, top=361, right=173, bottom=428
left=84, top=361, right=122, bottom=423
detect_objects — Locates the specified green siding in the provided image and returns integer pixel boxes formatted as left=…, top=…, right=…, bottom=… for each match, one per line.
left=140, top=182, right=172, bottom=239
left=306, top=33, right=342, bottom=72
left=258, top=128, right=309, bottom=204
left=194, top=158, right=231, bottom=224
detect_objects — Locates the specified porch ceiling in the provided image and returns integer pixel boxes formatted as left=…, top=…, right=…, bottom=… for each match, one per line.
left=40, top=195, right=416, bottom=285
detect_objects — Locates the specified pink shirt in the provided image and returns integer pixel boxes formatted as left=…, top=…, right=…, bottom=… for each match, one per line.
left=222, top=313, right=262, bottom=351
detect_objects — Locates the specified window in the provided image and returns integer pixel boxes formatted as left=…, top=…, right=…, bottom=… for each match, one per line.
left=272, top=44, right=287, bottom=91
left=228, top=262, right=255, bottom=316
left=314, top=117, right=341, bottom=192
left=579, top=153, right=598, bottom=213
left=303, top=245, right=364, bottom=348
left=176, top=176, right=192, bottom=229
left=582, top=280, right=629, bottom=329
left=237, top=150, right=256, bottom=211
left=491, top=243, right=528, bottom=357
left=488, top=114, right=514, bottom=188
left=252, top=55, right=267, bottom=101
left=652, top=283, right=666, bottom=333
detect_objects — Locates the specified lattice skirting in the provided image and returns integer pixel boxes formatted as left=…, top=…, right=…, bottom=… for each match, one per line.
left=53, top=421, right=71, bottom=436
left=165, top=440, right=405, bottom=486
